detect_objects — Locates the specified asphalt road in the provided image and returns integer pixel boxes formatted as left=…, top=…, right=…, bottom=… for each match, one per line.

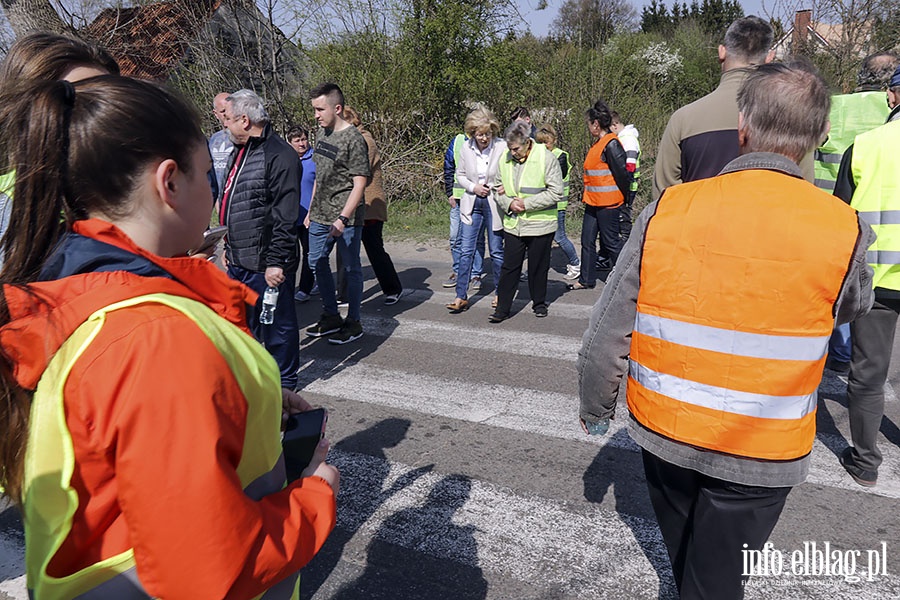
left=2, top=239, right=900, bottom=599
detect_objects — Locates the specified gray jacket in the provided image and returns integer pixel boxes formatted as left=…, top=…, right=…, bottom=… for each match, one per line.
left=578, top=152, right=875, bottom=487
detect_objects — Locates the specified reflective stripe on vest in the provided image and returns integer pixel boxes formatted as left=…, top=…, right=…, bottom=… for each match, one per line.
left=499, top=142, right=557, bottom=230
left=628, top=170, right=859, bottom=460
left=24, top=293, right=294, bottom=600
left=452, top=134, right=466, bottom=199
left=551, top=147, right=571, bottom=210
left=582, top=133, right=624, bottom=207
left=850, top=119, right=900, bottom=290
left=814, top=92, right=889, bottom=193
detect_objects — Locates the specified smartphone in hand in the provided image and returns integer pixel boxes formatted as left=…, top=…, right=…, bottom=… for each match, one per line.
left=188, top=225, right=228, bottom=259
left=283, top=408, right=327, bottom=481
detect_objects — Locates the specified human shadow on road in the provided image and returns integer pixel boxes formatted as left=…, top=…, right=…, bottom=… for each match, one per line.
left=582, top=429, right=678, bottom=600
left=329, top=474, right=487, bottom=600
left=300, top=418, right=432, bottom=599
left=295, top=267, right=434, bottom=388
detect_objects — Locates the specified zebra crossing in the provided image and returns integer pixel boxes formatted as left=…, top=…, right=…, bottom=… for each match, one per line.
left=2, top=244, right=900, bottom=599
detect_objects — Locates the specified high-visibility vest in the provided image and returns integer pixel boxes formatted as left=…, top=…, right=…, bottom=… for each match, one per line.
left=24, top=293, right=295, bottom=600
left=582, top=133, right=624, bottom=207
left=550, top=147, right=571, bottom=210
left=628, top=170, right=860, bottom=460
left=499, top=142, right=557, bottom=231
left=451, top=134, right=466, bottom=200
left=851, top=118, right=900, bottom=291
left=814, top=92, right=889, bottom=193
left=618, top=131, right=641, bottom=194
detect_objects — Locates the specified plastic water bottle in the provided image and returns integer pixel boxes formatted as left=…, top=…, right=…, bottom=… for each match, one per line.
left=585, top=418, right=610, bottom=436
left=260, top=286, right=278, bottom=325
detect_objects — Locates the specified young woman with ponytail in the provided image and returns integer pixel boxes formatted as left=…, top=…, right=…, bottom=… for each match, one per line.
left=0, top=76, right=337, bottom=599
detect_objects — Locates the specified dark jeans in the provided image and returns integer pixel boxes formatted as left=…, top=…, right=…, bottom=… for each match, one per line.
left=642, top=450, right=791, bottom=600
left=362, top=220, right=402, bottom=296
left=227, top=264, right=300, bottom=389
left=580, top=204, right=622, bottom=287
left=297, top=224, right=315, bottom=294
left=495, top=231, right=553, bottom=316
left=847, top=297, right=900, bottom=473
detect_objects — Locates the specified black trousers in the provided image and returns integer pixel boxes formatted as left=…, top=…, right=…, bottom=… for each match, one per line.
left=641, top=450, right=791, bottom=600
left=361, top=220, right=402, bottom=296
left=580, top=204, right=622, bottom=287
left=495, top=231, right=553, bottom=316
left=297, top=223, right=315, bottom=294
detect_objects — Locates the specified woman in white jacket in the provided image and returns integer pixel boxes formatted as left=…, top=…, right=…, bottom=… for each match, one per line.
left=447, top=106, right=507, bottom=313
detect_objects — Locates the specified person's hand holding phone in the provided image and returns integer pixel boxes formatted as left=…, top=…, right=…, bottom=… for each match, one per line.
left=301, top=438, right=340, bottom=496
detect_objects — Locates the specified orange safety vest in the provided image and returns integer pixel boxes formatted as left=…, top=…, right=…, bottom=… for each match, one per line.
left=627, top=170, right=860, bottom=461
left=582, top=133, right=624, bottom=207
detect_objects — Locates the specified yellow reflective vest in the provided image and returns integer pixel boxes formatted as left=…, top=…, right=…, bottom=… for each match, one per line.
left=24, top=293, right=296, bottom=600
left=815, top=92, right=889, bottom=193
left=850, top=118, right=900, bottom=291
left=499, top=142, right=558, bottom=235
left=550, top=147, right=571, bottom=210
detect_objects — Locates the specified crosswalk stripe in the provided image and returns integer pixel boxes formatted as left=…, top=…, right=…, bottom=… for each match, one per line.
left=359, top=314, right=580, bottom=362
left=297, top=357, right=900, bottom=500
left=391, top=287, right=596, bottom=320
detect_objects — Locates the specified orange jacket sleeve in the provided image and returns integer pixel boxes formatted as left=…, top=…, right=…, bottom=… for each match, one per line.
left=63, top=304, right=336, bottom=599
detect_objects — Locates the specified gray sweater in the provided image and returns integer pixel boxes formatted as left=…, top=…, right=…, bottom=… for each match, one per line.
left=578, top=152, right=875, bottom=487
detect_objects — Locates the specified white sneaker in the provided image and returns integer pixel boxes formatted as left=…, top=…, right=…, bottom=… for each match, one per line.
left=564, top=264, right=581, bottom=280
left=384, top=290, right=405, bottom=305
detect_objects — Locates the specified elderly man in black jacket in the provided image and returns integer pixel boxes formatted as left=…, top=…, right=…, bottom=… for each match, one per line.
left=220, top=89, right=300, bottom=389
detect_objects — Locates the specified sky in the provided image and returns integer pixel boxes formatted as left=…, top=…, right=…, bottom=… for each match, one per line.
left=514, top=0, right=775, bottom=38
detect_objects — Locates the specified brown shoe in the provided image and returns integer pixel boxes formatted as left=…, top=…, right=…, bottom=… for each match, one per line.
left=446, top=298, right=469, bottom=313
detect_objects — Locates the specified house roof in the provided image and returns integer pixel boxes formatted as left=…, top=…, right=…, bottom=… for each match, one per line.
left=83, top=0, right=220, bottom=80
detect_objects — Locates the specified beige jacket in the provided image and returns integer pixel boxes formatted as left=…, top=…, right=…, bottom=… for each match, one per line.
left=456, top=138, right=508, bottom=231
left=358, top=127, right=387, bottom=222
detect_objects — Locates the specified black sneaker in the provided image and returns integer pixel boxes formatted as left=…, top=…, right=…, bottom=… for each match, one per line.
left=488, top=312, right=509, bottom=323
left=839, top=447, right=877, bottom=487
left=533, top=305, right=548, bottom=318
left=306, top=313, right=344, bottom=337
left=328, top=319, right=363, bottom=345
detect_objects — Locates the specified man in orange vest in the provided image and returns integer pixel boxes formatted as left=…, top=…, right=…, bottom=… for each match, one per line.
left=578, top=63, right=874, bottom=598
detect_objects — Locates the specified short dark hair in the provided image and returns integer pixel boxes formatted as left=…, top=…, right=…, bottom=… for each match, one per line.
left=309, top=82, right=345, bottom=107
left=287, top=126, right=309, bottom=141
left=737, top=61, right=830, bottom=162
left=510, top=106, right=530, bottom=121
left=585, top=98, right=613, bottom=130
left=610, top=111, right=623, bottom=125
left=856, top=52, right=900, bottom=91
left=723, top=16, right=774, bottom=65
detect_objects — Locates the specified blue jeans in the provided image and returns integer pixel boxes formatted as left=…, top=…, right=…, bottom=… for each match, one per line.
left=829, top=322, right=852, bottom=362
left=450, top=203, right=485, bottom=276
left=308, top=221, right=363, bottom=322
left=227, top=264, right=299, bottom=389
left=456, top=196, right=503, bottom=300
left=555, top=209, right=579, bottom=266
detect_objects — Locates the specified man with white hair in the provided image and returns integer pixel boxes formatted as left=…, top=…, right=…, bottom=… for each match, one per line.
left=220, top=89, right=301, bottom=390
left=580, top=63, right=874, bottom=598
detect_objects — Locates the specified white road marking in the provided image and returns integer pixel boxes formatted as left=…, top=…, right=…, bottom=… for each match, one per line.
left=298, top=358, right=900, bottom=500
